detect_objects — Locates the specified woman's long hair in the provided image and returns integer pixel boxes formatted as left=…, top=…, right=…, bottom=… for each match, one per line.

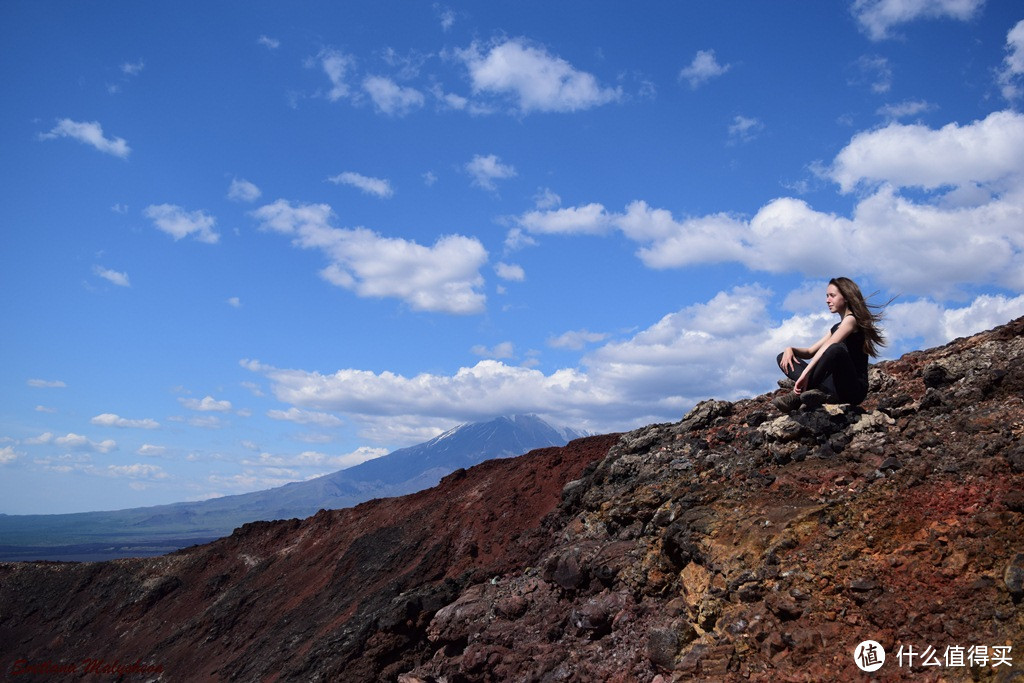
left=829, top=276, right=892, bottom=358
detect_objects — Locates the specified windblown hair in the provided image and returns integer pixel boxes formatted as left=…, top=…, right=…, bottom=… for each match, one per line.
left=829, top=276, right=892, bottom=358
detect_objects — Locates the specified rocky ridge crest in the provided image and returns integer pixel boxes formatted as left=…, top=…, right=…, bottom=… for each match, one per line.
left=404, top=317, right=1024, bottom=681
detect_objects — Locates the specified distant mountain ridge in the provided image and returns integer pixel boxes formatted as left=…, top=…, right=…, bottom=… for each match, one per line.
left=0, top=414, right=586, bottom=561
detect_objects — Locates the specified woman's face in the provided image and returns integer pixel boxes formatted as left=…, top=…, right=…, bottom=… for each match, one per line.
left=826, top=284, right=846, bottom=314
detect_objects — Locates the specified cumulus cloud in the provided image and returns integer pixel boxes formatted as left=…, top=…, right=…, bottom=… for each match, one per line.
left=465, top=154, right=517, bottom=191
left=328, top=171, right=394, bottom=198
left=998, top=19, right=1024, bottom=101
left=179, top=395, right=233, bottom=412
left=517, top=110, right=1024, bottom=296
left=679, top=49, right=731, bottom=88
left=54, top=433, right=117, bottom=453
left=459, top=38, right=620, bottom=113
left=251, top=199, right=488, bottom=314
left=244, top=281, right=1024, bottom=439
left=39, top=119, right=130, bottom=158
left=851, top=0, right=984, bottom=41
left=144, top=204, right=219, bottom=244
left=0, top=446, right=20, bottom=464
left=494, top=262, right=525, bottom=281
left=518, top=202, right=613, bottom=236
left=829, top=110, right=1024, bottom=193
left=362, top=76, right=425, bottom=116
left=93, top=265, right=130, bottom=287
left=241, top=286, right=811, bottom=434
left=885, top=293, right=1024, bottom=349
left=137, top=444, right=167, bottom=456
left=228, top=178, right=262, bottom=202
left=91, top=413, right=160, bottom=429
left=258, top=35, right=280, bottom=49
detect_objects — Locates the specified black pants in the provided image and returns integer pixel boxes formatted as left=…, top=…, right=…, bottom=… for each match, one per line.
left=777, top=343, right=867, bottom=405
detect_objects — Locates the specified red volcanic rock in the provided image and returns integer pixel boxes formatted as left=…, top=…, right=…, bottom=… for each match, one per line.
left=0, top=434, right=619, bottom=681
left=2, top=317, right=1023, bottom=682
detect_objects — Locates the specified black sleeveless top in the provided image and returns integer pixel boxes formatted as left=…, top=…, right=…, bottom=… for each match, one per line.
left=831, top=317, right=868, bottom=384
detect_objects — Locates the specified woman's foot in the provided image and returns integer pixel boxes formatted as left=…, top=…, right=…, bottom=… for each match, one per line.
left=772, top=391, right=802, bottom=413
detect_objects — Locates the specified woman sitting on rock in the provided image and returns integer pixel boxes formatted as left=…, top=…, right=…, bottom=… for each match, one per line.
left=774, top=277, right=887, bottom=413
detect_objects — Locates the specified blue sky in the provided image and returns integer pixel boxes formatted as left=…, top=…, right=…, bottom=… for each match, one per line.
left=3, top=1, right=1024, bottom=514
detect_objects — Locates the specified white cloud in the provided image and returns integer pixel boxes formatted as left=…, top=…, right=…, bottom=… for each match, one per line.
left=228, top=178, right=262, bottom=202
left=107, top=463, right=167, bottom=479
left=90, top=413, right=160, bottom=429
left=533, top=187, right=562, bottom=210
left=548, top=329, right=609, bottom=350
left=266, top=407, right=344, bottom=428
left=885, top=293, right=1024, bottom=348
left=727, top=115, right=764, bottom=145
left=179, top=395, right=233, bottom=412
left=258, top=35, right=280, bottom=49
left=144, top=204, right=219, bottom=244
left=227, top=296, right=242, bottom=308
left=54, top=433, right=117, bottom=453
left=503, top=227, right=538, bottom=252
left=251, top=199, right=488, bottom=314
left=518, top=202, right=612, bottom=235
left=328, top=171, right=394, bottom=198
left=853, top=55, right=893, bottom=94
left=121, top=60, right=145, bottom=76
left=242, top=446, right=389, bottom=470
left=471, top=341, right=515, bottom=359
left=852, top=0, right=985, bottom=41
left=24, top=432, right=54, bottom=445
left=137, top=444, right=167, bottom=456
left=679, top=49, right=731, bottom=88
left=459, top=38, right=620, bottom=113
left=317, top=49, right=356, bottom=101
left=998, top=20, right=1024, bottom=101
left=518, top=111, right=1024, bottom=296
left=0, top=446, right=20, bottom=464
left=877, top=99, right=934, bottom=121
left=39, top=119, right=130, bottom=159
left=465, top=154, right=517, bottom=191
left=830, top=110, right=1024, bottom=193
left=245, top=284, right=1024, bottom=438
left=494, top=262, right=525, bottom=281
left=93, top=265, right=130, bottom=287
left=436, top=5, right=456, bottom=31
left=27, top=379, right=66, bottom=388
left=362, top=76, right=425, bottom=116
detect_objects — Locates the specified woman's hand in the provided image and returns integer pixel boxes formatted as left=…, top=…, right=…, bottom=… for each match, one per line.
left=794, top=374, right=808, bottom=395
left=780, top=347, right=797, bottom=373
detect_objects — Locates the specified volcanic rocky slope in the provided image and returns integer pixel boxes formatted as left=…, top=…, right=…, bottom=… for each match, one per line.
left=2, top=318, right=1023, bottom=682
